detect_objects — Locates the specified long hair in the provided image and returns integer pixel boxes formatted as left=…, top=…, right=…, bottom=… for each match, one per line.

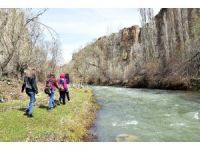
left=24, top=69, right=31, bottom=78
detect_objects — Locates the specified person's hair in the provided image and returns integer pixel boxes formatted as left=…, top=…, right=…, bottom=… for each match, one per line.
left=65, top=73, right=69, bottom=78
left=50, top=73, right=55, bottom=78
left=24, top=69, right=31, bottom=77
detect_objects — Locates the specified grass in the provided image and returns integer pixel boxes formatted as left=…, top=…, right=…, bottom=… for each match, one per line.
left=0, top=87, right=99, bottom=142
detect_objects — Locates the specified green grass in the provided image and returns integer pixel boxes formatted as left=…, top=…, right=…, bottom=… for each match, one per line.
left=0, top=88, right=99, bottom=142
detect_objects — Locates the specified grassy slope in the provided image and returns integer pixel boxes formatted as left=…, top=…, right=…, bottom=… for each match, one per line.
left=0, top=88, right=99, bottom=142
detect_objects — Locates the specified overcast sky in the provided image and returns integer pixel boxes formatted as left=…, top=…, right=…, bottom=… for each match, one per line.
left=39, top=8, right=160, bottom=63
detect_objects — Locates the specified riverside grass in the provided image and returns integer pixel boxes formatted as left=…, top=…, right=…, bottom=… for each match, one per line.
left=0, top=87, right=99, bottom=141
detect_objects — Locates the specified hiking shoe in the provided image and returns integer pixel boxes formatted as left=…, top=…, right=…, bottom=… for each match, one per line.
left=53, top=105, right=57, bottom=108
left=24, top=109, right=29, bottom=115
left=47, top=108, right=51, bottom=112
left=24, top=112, right=28, bottom=116
left=27, top=114, right=33, bottom=118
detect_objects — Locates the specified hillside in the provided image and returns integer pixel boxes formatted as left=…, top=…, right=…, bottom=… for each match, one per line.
left=68, top=8, right=200, bottom=90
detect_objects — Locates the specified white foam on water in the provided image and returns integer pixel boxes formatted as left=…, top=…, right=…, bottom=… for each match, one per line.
left=126, top=120, right=138, bottom=125
left=193, top=112, right=199, bottom=120
left=164, top=114, right=171, bottom=117
left=112, top=122, right=117, bottom=126
left=170, top=123, right=185, bottom=127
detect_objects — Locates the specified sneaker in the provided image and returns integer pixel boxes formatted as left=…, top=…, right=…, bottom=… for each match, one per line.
left=27, top=114, right=33, bottom=118
left=24, top=109, right=29, bottom=115
left=24, top=112, right=28, bottom=116
left=47, top=108, right=51, bottom=112
left=53, top=105, right=57, bottom=108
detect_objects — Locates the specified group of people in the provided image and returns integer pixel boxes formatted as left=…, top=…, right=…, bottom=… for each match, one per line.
left=21, top=68, right=70, bottom=118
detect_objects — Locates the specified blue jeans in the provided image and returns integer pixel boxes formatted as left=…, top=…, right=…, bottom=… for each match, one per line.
left=26, top=91, right=36, bottom=115
left=48, top=91, right=55, bottom=108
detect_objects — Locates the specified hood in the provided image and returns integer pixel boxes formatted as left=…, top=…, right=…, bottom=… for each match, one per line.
left=60, top=73, right=65, bottom=78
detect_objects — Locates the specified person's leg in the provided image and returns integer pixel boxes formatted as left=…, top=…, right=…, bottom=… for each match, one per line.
left=25, top=91, right=31, bottom=113
left=59, top=91, right=62, bottom=104
left=66, top=91, right=70, bottom=101
left=51, top=91, right=56, bottom=108
left=48, top=92, right=53, bottom=109
left=27, top=92, right=35, bottom=116
left=62, top=91, right=66, bottom=104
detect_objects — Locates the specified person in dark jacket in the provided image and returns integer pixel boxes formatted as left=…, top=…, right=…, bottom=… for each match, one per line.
left=65, top=73, right=70, bottom=101
left=21, top=69, right=38, bottom=118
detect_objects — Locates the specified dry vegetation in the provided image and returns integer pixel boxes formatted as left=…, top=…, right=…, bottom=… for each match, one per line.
left=0, top=9, right=63, bottom=82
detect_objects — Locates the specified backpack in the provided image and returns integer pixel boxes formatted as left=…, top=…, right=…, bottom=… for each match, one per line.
left=44, top=79, right=53, bottom=95
left=58, top=79, right=66, bottom=91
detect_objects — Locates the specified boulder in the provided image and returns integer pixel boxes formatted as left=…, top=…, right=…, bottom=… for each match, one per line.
left=115, top=134, right=138, bottom=142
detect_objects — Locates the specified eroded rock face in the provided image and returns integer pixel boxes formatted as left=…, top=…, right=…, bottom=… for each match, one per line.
left=121, top=25, right=140, bottom=43
left=70, top=8, right=200, bottom=89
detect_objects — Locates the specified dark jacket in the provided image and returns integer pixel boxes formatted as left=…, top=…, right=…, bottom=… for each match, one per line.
left=65, top=74, right=70, bottom=84
left=22, top=76, right=38, bottom=94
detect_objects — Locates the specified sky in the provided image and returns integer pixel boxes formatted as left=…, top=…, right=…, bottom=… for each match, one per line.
left=39, top=8, right=160, bottom=64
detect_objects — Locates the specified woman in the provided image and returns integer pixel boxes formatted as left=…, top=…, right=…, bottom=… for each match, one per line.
left=47, top=73, right=58, bottom=111
left=21, top=69, right=38, bottom=118
left=58, top=73, right=67, bottom=105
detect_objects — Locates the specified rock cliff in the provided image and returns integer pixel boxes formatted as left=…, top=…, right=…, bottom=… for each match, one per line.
left=68, top=8, right=200, bottom=90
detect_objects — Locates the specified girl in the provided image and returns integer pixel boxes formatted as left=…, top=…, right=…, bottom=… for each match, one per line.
left=58, top=73, right=67, bottom=105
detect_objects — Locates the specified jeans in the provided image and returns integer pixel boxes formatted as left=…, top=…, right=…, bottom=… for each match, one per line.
left=26, top=91, right=36, bottom=115
left=48, top=91, right=55, bottom=108
left=59, top=90, right=66, bottom=104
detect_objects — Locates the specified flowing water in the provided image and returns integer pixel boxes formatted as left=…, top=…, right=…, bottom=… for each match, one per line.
left=90, top=86, right=200, bottom=142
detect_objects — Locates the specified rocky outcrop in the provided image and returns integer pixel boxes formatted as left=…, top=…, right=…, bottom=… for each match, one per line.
left=69, top=8, right=200, bottom=90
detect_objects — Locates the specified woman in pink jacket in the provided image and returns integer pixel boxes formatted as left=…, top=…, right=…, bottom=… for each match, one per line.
left=58, top=73, right=67, bottom=105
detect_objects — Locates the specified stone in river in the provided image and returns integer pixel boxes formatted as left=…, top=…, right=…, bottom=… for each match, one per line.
left=115, top=134, right=138, bottom=142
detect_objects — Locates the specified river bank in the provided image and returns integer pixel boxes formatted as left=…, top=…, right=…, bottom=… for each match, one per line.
left=86, top=76, right=200, bottom=92
left=0, top=87, right=99, bottom=142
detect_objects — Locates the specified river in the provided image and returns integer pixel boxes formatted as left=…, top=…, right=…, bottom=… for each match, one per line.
left=90, top=86, right=200, bottom=142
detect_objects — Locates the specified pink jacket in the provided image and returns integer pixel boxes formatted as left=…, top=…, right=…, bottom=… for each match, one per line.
left=59, top=73, right=67, bottom=90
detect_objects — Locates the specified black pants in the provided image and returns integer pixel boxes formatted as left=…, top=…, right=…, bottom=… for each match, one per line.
left=66, top=90, right=70, bottom=101
left=59, top=91, right=66, bottom=104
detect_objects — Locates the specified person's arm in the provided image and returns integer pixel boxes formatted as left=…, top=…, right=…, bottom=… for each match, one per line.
left=64, top=79, right=67, bottom=90
left=21, top=77, right=26, bottom=93
left=54, top=79, right=59, bottom=89
left=31, top=77, right=38, bottom=94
